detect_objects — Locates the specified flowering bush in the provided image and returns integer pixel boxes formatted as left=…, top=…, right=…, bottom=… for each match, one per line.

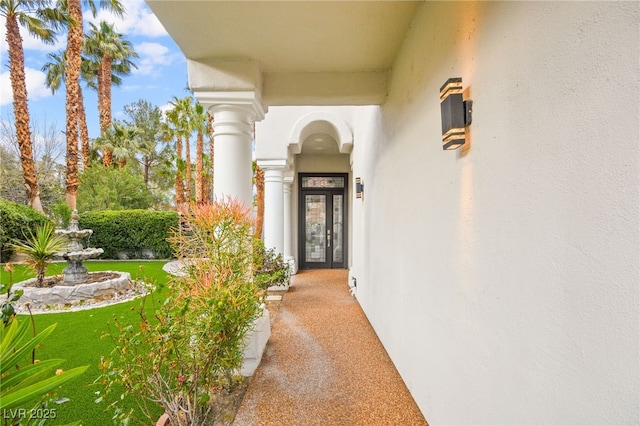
left=253, top=239, right=290, bottom=290
left=98, top=199, right=266, bottom=425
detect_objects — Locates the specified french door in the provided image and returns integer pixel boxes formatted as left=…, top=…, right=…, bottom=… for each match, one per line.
left=299, top=174, right=347, bottom=269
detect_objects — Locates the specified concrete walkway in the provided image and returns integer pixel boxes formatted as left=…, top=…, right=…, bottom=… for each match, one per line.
left=233, top=269, right=428, bottom=426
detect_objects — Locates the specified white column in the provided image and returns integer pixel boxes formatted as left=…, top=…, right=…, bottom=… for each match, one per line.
left=258, top=160, right=287, bottom=254
left=283, top=174, right=297, bottom=274
left=196, top=91, right=266, bottom=209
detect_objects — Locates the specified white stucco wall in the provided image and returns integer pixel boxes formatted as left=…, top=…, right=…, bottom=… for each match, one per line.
left=353, top=2, right=639, bottom=424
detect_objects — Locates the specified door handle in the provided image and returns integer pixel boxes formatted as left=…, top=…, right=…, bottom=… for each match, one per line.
left=327, top=229, right=331, bottom=248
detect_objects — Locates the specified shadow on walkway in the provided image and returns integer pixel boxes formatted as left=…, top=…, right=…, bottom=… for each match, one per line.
left=233, top=269, right=428, bottom=425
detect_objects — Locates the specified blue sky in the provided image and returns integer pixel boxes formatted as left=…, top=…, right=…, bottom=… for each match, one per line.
left=0, top=0, right=188, bottom=143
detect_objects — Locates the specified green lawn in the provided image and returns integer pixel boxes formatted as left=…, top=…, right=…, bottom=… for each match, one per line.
left=1, top=261, right=171, bottom=425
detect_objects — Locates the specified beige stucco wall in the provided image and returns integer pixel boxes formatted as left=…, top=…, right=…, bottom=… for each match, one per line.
left=351, top=1, right=639, bottom=424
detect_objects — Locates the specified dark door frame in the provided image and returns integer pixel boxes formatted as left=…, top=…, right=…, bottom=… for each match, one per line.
left=298, top=173, right=348, bottom=269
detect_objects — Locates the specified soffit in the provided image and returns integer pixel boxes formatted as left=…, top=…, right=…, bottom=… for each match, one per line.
left=300, top=133, right=340, bottom=155
left=146, top=1, right=420, bottom=105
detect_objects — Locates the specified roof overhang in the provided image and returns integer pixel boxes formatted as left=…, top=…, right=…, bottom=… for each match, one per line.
left=146, top=0, right=420, bottom=106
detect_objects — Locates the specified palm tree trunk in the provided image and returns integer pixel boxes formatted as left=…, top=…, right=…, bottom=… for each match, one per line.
left=175, top=137, right=184, bottom=206
left=99, top=56, right=114, bottom=167
left=78, top=88, right=90, bottom=169
left=64, top=0, right=82, bottom=211
left=195, top=131, right=203, bottom=204
left=103, top=55, right=112, bottom=126
left=6, top=14, right=43, bottom=213
left=36, top=269, right=45, bottom=288
left=184, top=135, right=192, bottom=203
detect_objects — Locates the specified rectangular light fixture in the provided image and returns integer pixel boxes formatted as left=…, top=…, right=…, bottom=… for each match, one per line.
left=440, top=77, right=472, bottom=150
left=355, top=177, right=364, bottom=199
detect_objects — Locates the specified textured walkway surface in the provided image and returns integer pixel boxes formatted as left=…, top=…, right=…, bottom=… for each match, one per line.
left=233, top=269, right=428, bottom=426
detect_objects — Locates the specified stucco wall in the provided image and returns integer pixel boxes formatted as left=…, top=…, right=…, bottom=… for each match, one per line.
left=354, top=2, right=639, bottom=424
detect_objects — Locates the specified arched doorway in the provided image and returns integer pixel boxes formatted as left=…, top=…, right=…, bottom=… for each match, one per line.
left=287, top=111, right=353, bottom=270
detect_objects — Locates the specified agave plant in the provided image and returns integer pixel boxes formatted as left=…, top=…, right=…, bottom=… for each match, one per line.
left=0, top=319, right=88, bottom=412
left=11, top=224, right=68, bottom=287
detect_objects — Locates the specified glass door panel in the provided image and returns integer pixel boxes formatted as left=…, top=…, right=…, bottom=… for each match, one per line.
left=332, top=194, right=344, bottom=263
left=304, top=194, right=327, bottom=264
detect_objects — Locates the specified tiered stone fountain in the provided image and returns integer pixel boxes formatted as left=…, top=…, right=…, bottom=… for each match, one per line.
left=13, top=211, right=139, bottom=311
left=56, top=210, right=104, bottom=283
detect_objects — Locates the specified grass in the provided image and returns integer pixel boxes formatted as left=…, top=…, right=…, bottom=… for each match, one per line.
left=1, top=260, right=171, bottom=425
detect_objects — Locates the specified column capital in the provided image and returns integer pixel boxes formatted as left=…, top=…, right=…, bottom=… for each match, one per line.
left=193, top=90, right=267, bottom=121
left=257, top=159, right=288, bottom=171
left=283, top=174, right=294, bottom=185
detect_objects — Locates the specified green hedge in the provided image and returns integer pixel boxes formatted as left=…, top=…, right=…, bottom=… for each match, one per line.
left=79, top=210, right=178, bottom=259
left=0, top=198, right=53, bottom=262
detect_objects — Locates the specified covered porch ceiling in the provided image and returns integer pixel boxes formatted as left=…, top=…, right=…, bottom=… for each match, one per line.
left=146, top=1, right=420, bottom=106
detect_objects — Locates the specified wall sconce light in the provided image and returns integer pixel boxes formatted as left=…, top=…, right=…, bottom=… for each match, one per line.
left=355, top=177, right=364, bottom=199
left=440, top=77, right=473, bottom=150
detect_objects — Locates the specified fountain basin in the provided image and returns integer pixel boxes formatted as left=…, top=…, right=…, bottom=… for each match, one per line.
left=63, top=248, right=104, bottom=260
left=12, top=271, right=140, bottom=310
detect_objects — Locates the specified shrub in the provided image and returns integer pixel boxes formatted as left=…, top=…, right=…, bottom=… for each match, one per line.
left=253, top=239, right=290, bottom=290
left=0, top=198, right=52, bottom=263
left=99, top=199, right=265, bottom=425
left=49, top=200, right=72, bottom=228
left=79, top=210, right=178, bottom=259
left=77, top=165, right=153, bottom=212
left=11, top=224, right=68, bottom=287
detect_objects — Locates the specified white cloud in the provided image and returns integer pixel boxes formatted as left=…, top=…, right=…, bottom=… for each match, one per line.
left=134, top=41, right=179, bottom=76
left=0, top=68, right=53, bottom=107
left=84, top=0, right=168, bottom=39
left=136, top=42, right=170, bottom=60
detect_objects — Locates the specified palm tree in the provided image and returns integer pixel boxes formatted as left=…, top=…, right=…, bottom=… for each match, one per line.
left=11, top=223, right=68, bottom=287
left=41, top=49, right=90, bottom=168
left=93, top=121, right=139, bottom=169
left=163, top=105, right=184, bottom=206
left=41, top=45, right=131, bottom=171
left=164, top=96, right=195, bottom=206
left=192, top=102, right=208, bottom=204
left=1, top=0, right=64, bottom=213
left=62, top=0, right=82, bottom=210
left=51, top=0, right=123, bottom=209
left=202, top=153, right=212, bottom=204
left=176, top=97, right=194, bottom=203
left=84, top=20, right=137, bottom=167
left=184, top=108, right=193, bottom=203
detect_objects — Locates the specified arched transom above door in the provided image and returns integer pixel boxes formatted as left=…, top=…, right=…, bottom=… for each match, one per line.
left=288, top=112, right=353, bottom=155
